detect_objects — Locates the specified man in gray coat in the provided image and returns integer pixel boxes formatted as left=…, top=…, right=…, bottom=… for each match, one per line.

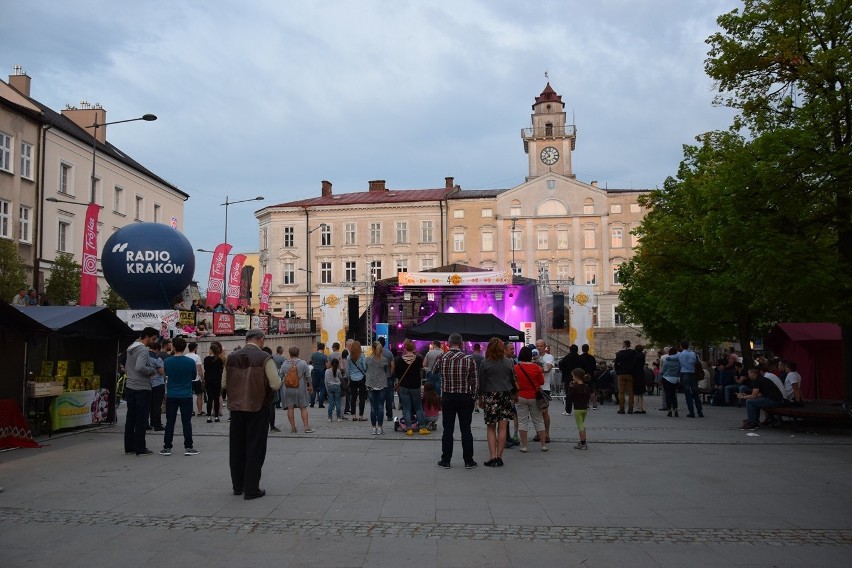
left=124, top=327, right=159, bottom=455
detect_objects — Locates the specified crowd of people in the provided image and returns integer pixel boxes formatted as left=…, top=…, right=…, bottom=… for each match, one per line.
left=10, top=287, right=49, bottom=306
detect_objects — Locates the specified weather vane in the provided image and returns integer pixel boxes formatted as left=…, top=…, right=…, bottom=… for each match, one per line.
left=545, top=70, right=549, bottom=79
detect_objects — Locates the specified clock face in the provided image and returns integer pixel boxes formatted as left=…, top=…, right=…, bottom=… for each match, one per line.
left=540, top=146, right=559, bottom=165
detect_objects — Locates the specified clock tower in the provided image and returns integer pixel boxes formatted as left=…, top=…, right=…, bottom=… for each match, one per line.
left=521, top=83, right=576, bottom=180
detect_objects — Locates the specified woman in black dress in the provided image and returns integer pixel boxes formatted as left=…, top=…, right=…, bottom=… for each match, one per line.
left=203, top=341, right=226, bottom=422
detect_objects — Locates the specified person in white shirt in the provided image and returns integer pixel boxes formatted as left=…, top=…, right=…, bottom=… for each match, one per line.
left=782, top=360, right=803, bottom=403
left=185, top=341, right=205, bottom=416
left=535, top=339, right=554, bottom=443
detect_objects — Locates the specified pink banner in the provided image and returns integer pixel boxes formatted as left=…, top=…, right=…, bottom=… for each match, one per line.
left=80, top=203, right=100, bottom=306
left=225, top=254, right=246, bottom=308
left=205, top=243, right=232, bottom=307
left=259, top=273, right=272, bottom=312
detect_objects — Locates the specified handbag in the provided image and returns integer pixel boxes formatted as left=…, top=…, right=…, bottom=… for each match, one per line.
left=394, top=357, right=416, bottom=391
left=518, top=364, right=549, bottom=410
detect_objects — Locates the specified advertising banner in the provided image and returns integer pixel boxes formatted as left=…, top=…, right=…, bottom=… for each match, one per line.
left=117, top=309, right=181, bottom=338
left=225, top=254, right=246, bottom=308
left=213, top=312, right=235, bottom=335
left=80, top=203, right=101, bottom=306
left=398, top=270, right=511, bottom=287
left=568, top=285, right=596, bottom=352
left=251, top=315, right=269, bottom=333
left=239, top=264, right=254, bottom=308
left=318, top=287, right=350, bottom=349
left=179, top=310, right=196, bottom=328
left=259, top=273, right=272, bottom=312
left=49, top=389, right=110, bottom=431
left=234, top=313, right=250, bottom=331
left=519, top=321, right=536, bottom=346
left=205, top=243, right=232, bottom=307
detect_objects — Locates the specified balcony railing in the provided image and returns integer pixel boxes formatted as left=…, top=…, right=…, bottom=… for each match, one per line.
left=521, top=125, right=576, bottom=140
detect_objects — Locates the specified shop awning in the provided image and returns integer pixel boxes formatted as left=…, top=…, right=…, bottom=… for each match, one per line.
left=0, top=303, right=51, bottom=335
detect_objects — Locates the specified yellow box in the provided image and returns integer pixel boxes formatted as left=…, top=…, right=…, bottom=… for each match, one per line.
left=56, top=360, right=69, bottom=377
left=80, top=361, right=94, bottom=377
left=40, top=361, right=54, bottom=376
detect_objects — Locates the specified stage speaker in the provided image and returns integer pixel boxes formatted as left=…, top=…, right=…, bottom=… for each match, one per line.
left=552, top=293, right=565, bottom=329
left=347, top=296, right=360, bottom=339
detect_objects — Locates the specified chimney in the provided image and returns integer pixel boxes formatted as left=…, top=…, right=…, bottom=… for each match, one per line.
left=321, top=180, right=332, bottom=197
left=590, top=180, right=598, bottom=187
left=445, top=176, right=454, bottom=189
left=61, top=102, right=107, bottom=143
left=368, top=179, right=386, bottom=192
left=8, top=65, right=31, bottom=97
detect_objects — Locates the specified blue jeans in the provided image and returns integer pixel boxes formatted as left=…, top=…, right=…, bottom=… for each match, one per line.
left=398, top=386, right=425, bottom=428
left=725, top=384, right=751, bottom=404
left=681, top=373, right=703, bottom=416
left=425, top=372, right=442, bottom=397
left=163, top=397, right=193, bottom=449
left=326, top=384, right=342, bottom=418
left=310, top=373, right=326, bottom=406
left=747, top=397, right=781, bottom=424
left=368, top=388, right=387, bottom=426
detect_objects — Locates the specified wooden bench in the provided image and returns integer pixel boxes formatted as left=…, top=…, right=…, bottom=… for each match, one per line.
left=765, top=402, right=851, bottom=431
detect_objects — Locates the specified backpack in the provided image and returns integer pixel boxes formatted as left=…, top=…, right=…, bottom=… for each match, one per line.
left=284, top=364, right=300, bottom=389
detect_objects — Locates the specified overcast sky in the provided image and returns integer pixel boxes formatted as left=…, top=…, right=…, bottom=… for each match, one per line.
left=4, top=0, right=739, bottom=283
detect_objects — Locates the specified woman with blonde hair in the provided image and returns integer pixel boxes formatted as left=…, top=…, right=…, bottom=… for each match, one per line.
left=365, top=341, right=390, bottom=434
left=348, top=341, right=368, bottom=421
left=478, top=338, right=515, bottom=466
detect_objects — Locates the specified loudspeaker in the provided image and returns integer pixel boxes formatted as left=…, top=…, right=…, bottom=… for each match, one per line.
left=347, top=296, right=360, bottom=339
left=552, top=293, right=565, bottom=329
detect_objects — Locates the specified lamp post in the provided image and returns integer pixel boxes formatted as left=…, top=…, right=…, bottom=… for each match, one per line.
left=305, top=223, right=328, bottom=321
left=88, top=114, right=157, bottom=203
left=221, top=195, right=264, bottom=246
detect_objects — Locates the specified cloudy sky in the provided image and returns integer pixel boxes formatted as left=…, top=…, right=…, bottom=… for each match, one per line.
left=5, top=0, right=739, bottom=283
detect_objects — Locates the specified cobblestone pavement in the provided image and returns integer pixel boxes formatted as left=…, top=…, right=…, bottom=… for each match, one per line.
left=3, top=506, right=851, bottom=546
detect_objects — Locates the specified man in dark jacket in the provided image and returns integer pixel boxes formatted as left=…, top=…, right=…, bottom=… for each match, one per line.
left=558, top=344, right=583, bottom=415
left=613, top=340, right=637, bottom=414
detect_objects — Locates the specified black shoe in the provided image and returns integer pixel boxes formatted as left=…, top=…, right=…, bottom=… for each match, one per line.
left=533, top=435, right=540, bottom=442
left=244, top=489, right=266, bottom=500
left=136, top=449, right=153, bottom=456
left=270, top=427, right=281, bottom=432
left=484, top=459, right=497, bottom=467
left=464, top=460, right=477, bottom=469
left=627, top=409, right=634, bottom=414
left=495, top=457, right=504, bottom=467
left=437, top=460, right=451, bottom=469
left=146, top=426, right=153, bottom=431
left=310, top=403, right=315, bottom=408
left=617, top=410, right=625, bottom=414
left=153, top=426, right=165, bottom=431
left=233, top=489, right=243, bottom=496
left=698, top=412, right=704, bottom=418
left=667, top=411, right=672, bottom=417
left=686, top=414, right=696, bottom=418
left=658, top=408, right=668, bottom=411
left=318, top=405, right=325, bottom=408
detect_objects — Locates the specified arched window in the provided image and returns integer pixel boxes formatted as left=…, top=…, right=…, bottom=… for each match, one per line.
left=536, top=199, right=568, bottom=216
left=510, top=200, right=522, bottom=218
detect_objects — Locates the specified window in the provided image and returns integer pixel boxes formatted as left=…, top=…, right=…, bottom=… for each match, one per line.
left=320, top=224, right=331, bottom=246
left=153, top=204, right=162, bottom=223
left=345, top=261, right=357, bottom=282
left=557, top=228, right=569, bottom=249
left=370, top=260, right=382, bottom=280
left=396, top=221, right=408, bottom=244
left=583, top=198, right=594, bottom=215
left=261, top=228, right=268, bottom=250
left=481, top=231, right=494, bottom=252
left=421, top=258, right=435, bottom=271
left=556, top=264, right=571, bottom=281
left=547, top=180, right=556, bottom=190
left=481, top=208, right=492, bottom=218
left=284, top=302, right=295, bottom=318
left=512, top=263, right=522, bottom=277
left=511, top=228, right=522, bottom=252
left=510, top=206, right=521, bottom=217
left=584, top=264, right=597, bottom=285
left=20, top=142, right=33, bottom=179
left=611, top=227, right=623, bottom=248
left=283, top=226, right=294, bottom=247
left=19, top=206, right=31, bottom=243
left=453, top=210, right=464, bottom=219
left=584, top=227, right=595, bottom=248
left=396, top=258, right=408, bottom=274
left=612, top=263, right=623, bottom=285
left=113, top=186, right=125, bottom=213
left=630, top=203, right=642, bottom=213
left=0, top=132, right=11, bottom=173
left=370, top=222, right=381, bottom=245
left=0, top=200, right=10, bottom=238
left=610, top=204, right=622, bottom=214
left=345, top=223, right=356, bottom=245
left=537, top=229, right=549, bottom=250
left=282, top=262, right=295, bottom=284
left=58, top=220, right=71, bottom=252
left=537, top=199, right=568, bottom=216
left=545, top=122, right=553, bottom=136
left=134, top=195, right=144, bottom=220
left=320, top=262, right=332, bottom=284
left=614, top=305, right=627, bottom=326
left=453, top=232, right=465, bottom=252
left=421, top=220, right=433, bottom=243
left=59, top=163, right=73, bottom=195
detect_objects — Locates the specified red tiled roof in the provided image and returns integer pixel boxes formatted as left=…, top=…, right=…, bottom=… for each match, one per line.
left=268, top=188, right=452, bottom=208
left=534, top=82, right=564, bottom=108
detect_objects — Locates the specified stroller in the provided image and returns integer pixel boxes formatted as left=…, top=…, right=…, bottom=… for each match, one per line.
left=393, top=414, right=439, bottom=432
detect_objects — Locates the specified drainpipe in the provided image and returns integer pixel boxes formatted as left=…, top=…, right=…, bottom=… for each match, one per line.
left=33, top=123, right=52, bottom=290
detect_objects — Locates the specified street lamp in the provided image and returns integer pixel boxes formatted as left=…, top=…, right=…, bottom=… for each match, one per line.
left=305, top=223, right=328, bottom=321
left=221, top=195, right=264, bottom=246
left=88, top=114, right=157, bottom=204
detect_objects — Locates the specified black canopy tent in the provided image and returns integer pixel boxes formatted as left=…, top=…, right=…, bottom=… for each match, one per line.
left=0, top=303, right=51, bottom=407
left=405, top=312, right=525, bottom=343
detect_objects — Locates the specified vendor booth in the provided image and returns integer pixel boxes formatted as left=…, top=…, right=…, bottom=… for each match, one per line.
left=766, top=323, right=842, bottom=400
left=13, top=306, right=136, bottom=433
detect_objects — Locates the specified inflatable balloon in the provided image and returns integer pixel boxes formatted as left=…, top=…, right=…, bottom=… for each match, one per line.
left=102, top=223, right=195, bottom=309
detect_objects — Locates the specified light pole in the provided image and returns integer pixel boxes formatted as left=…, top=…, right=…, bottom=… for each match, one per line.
left=221, top=195, right=264, bottom=246
left=88, top=114, right=157, bottom=203
left=305, top=223, right=328, bottom=321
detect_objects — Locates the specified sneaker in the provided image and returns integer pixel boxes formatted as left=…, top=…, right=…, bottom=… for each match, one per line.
left=207, top=418, right=212, bottom=423
left=627, top=409, right=634, bottom=414
left=378, top=427, right=384, bottom=435
left=464, top=460, right=477, bottom=469
left=617, top=410, right=626, bottom=414
left=419, top=428, right=431, bottom=435
left=541, top=445, right=549, bottom=452
left=406, top=429, right=414, bottom=436
left=495, top=457, right=504, bottom=467
left=184, top=448, right=199, bottom=456
left=136, top=449, right=154, bottom=456
left=304, top=428, right=315, bottom=433
left=437, top=460, right=451, bottom=469
left=574, top=443, right=587, bottom=450
left=372, top=427, right=378, bottom=435
left=336, top=417, right=343, bottom=422
left=561, top=411, right=572, bottom=416
left=519, top=446, right=529, bottom=453
left=592, top=405, right=598, bottom=410
left=158, top=448, right=172, bottom=456
left=328, top=418, right=333, bottom=422
left=270, top=427, right=281, bottom=432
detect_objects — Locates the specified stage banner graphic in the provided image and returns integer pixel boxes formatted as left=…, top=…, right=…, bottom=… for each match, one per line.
left=567, top=285, right=597, bottom=353
left=205, top=243, right=232, bottom=307
left=234, top=313, right=250, bottom=331
left=80, top=203, right=101, bottom=306
left=398, top=271, right=511, bottom=287
left=259, top=273, right=272, bottom=312
left=225, top=254, right=246, bottom=308
left=318, top=287, right=350, bottom=348
left=519, top=322, right=536, bottom=346
left=213, top=312, right=234, bottom=335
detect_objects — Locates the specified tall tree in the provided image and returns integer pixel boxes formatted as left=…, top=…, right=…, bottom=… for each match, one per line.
left=102, top=287, right=129, bottom=312
left=707, top=0, right=852, bottom=402
left=46, top=254, right=82, bottom=306
left=0, top=240, right=28, bottom=303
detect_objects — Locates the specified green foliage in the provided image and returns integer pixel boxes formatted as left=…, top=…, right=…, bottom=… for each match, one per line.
left=102, top=287, right=129, bottom=312
left=46, top=254, right=81, bottom=306
left=0, top=240, right=28, bottom=303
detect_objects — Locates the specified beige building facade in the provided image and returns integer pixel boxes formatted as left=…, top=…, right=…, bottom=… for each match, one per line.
left=0, top=68, right=188, bottom=301
left=257, top=84, right=649, bottom=353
